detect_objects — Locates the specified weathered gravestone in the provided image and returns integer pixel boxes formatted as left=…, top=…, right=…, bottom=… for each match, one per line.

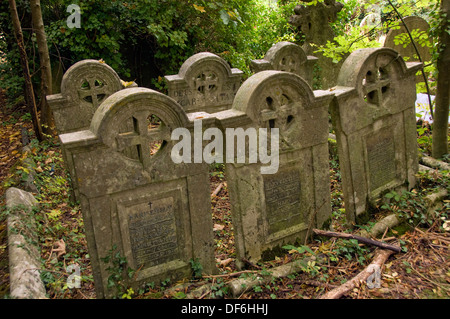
left=251, top=41, right=318, bottom=87
left=165, top=52, right=243, bottom=114
left=47, top=59, right=124, bottom=134
left=224, top=70, right=334, bottom=266
left=289, top=0, right=344, bottom=89
left=47, top=60, right=137, bottom=200
left=330, top=47, right=422, bottom=223
left=58, top=87, right=216, bottom=298
left=384, top=16, right=432, bottom=63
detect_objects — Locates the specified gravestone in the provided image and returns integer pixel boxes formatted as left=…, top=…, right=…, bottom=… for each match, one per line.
left=330, top=47, right=422, bottom=223
left=251, top=41, right=318, bottom=86
left=165, top=52, right=243, bottom=113
left=384, top=16, right=432, bottom=63
left=47, top=59, right=124, bottom=134
left=289, top=0, right=344, bottom=89
left=224, top=71, right=334, bottom=265
left=47, top=60, right=131, bottom=201
left=59, top=87, right=216, bottom=298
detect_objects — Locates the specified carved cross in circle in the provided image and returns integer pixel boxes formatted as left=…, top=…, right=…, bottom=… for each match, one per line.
left=362, top=67, right=391, bottom=106
left=78, top=77, right=109, bottom=109
left=193, top=71, right=218, bottom=94
left=115, top=112, right=171, bottom=168
left=259, top=88, right=299, bottom=148
left=278, top=55, right=299, bottom=73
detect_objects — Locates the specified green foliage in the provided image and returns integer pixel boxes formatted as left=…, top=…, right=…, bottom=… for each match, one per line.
left=190, top=258, right=204, bottom=279
left=100, top=244, right=136, bottom=298
left=282, top=244, right=314, bottom=255
left=210, top=277, right=229, bottom=298
left=330, top=238, right=372, bottom=266
left=1, top=0, right=300, bottom=96
left=315, top=26, right=381, bottom=63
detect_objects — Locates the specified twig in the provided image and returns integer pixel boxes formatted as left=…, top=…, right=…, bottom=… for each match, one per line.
left=313, top=229, right=402, bottom=253
left=410, top=265, right=450, bottom=291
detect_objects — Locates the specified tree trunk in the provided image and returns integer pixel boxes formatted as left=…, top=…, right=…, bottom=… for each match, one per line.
left=8, top=0, right=44, bottom=141
left=432, top=0, right=450, bottom=159
left=30, top=0, right=54, bottom=134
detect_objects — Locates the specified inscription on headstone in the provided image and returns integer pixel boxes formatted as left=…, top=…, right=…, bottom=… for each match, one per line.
left=127, top=197, right=178, bottom=268
left=366, top=132, right=396, bottom=191
left=263, top=169, right=302, bottom=234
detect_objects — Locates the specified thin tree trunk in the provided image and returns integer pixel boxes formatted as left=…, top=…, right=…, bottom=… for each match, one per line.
left=30, top=0, right=54, bottom=134
left=8, top=0, right=44, bottom=141
left=432, top=0, right=450, bottom=159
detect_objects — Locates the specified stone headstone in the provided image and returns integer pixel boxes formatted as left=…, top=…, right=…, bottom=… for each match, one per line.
left=251, top=41, right=318, bottom=86
left=165, top=52, right=243, bottom=113
left=330, top=47, right=422, bottom=222
left=384, top=16, right=432, bottom=63
left=59, top=87, right=216, bottom=298
left=289, top=0, right=344, bottom=89
left=47, top=59, right=123, bottom=134
left=225, top=71, right=334, bottom=265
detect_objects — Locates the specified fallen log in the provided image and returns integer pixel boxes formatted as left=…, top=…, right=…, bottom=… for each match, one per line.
left=319, top=248, right=395, bottom=299
left=420, top=156, right=450, bottom=171
left=313, top=229, right=402, bottom=253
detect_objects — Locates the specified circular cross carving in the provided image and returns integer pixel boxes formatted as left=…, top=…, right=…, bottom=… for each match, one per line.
left=91, top=88, right=189, bottom=169
left=193, top=70, right=219, bottom=94
left=61, top=60, right=122, bottom=110
left=359, top=53, right=394, bottom=106
left=232, top=71, right=314, bottom=151
left=116, top=111, right=171, bottom=167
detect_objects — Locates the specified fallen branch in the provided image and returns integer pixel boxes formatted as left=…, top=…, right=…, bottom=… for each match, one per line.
left=313, top=229, right=402, bottom=253
left=211, top=182, right=224, bottom=198
left=319, top=248, right=395, bottom=299
left=420, top=156, right=450, bottom=171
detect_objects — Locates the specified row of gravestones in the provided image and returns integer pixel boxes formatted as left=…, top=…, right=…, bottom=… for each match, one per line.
left=47, top=43, right=422, bottom=298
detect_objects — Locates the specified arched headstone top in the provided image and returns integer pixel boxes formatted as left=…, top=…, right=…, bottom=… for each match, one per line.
left=165, top=52, right=243, bottom=113
left=233, top=71, right=314, bottom=114
left=232, top=70, right=319, bottom=150
left=61, top=59, right=122, bottom=109
left=47, top=59, right=124, bottom=134
left=250, top=42, right=317, bottom=85
left=337, top=47, right=420, bottom=108
left=177, top=52, right=234, bottom=81
left=384, top=16, right=432, bottom=63
left=259, top=42, right=308, bottom=72
left=90, top=87, right=189, bottom=168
